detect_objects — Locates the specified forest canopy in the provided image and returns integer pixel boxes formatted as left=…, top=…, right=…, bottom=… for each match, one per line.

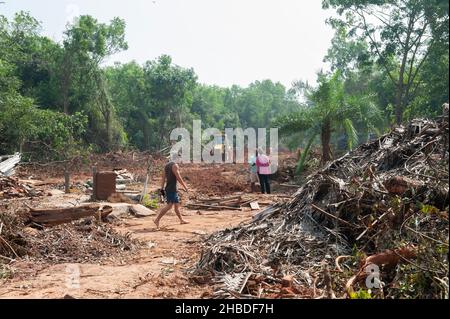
left=0, top=1, right=448, bottom=162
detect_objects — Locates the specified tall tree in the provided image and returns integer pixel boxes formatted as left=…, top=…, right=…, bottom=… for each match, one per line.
left=143, top=55, right=197, bottom=149
left=276, top=72, right=381, bottom=167
left=60, top=15, right=128, bottom=115
left=323, top=0, right=448, bottom=124
left=105, top=61, right=150, bottom=150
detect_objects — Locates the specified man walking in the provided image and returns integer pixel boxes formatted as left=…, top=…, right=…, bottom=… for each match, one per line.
left=154, top=154, right=189, bottom=229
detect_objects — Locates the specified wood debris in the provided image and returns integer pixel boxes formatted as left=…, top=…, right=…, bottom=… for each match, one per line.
left=0, top=201, right=140, bottom=263
left=29, top=204, right=113, bottom=227
left=192, top=117, right=449, bottom=299
left=187, top=195, right=258, bottom=211
left=0, top=177, right=44, bottom=199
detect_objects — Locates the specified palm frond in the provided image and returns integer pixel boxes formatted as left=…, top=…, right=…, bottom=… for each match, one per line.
left=343, top=118, right=358, bottom=150
left=296, top=132, right=318, bottom=175
left=274, top=108, right=315, bottom=136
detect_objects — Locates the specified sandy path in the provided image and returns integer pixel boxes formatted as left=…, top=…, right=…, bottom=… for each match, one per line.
left=1, top=158, right=293, bottom=299
left=0, top=208, right=255, bottom=299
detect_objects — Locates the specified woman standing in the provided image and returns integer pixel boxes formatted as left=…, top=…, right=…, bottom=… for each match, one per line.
left=256, top=148, right=271, bottom=194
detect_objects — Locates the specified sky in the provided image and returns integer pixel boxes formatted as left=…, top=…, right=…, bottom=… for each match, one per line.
left=1, top=0, right=335, bottom=88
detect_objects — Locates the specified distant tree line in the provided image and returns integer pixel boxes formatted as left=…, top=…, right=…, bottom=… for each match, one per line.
left=0, top=12, right=300, bottom=160
left=1, top=1, right=448, bottom=167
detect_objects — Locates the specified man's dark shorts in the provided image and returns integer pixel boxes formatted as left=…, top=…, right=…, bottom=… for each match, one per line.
left=166, top=192, right=180, bottom=204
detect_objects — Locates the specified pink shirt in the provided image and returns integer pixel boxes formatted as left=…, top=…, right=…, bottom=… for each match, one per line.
left=256, top=155, right=271, bottom=175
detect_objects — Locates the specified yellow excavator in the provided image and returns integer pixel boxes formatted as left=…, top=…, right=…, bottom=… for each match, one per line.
left=209, top=133, right=233, bottom=162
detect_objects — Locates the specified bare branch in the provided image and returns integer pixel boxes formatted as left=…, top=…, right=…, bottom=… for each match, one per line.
left=352, top=8, right=397, bottom=85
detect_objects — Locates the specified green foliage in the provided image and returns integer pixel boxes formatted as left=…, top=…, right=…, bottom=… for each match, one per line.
left=419, top=204, right=440, bottom=215
left=295, top=133, right=318, bottom=175
left=396, top=256, right=448, bottom=299
left=349, top=289, right=373, bottom=299
left=276, top=71, right=382, bottom=164
left=351, top=244, right=367, bottom=263
left=63, top=15, right=128, bottom=64
left=0, top=264, right=14, bottom=280
left=1, top=6, right=447, bottom=161
left=106, top=59, right=300, bottom=151
left=323, top=0, right=449, bottom=124
left=0, top=90, right=35, bottom=154
left=142, top=194, right=159, bottom=210
left=0, top=12, right=128, bottom=157
left=24, top=110, right=89, bottom=160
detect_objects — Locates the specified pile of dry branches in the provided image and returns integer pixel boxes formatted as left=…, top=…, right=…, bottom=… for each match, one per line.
left=0, top=201, right=141, bottom=266
left=193, top=116, right=449, bottom=299
left=0, top=177, right=44, bottom=199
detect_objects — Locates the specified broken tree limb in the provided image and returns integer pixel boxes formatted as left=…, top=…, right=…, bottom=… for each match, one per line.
left=30, top=204, right=113, bottom=226
left=364, top=245, right=417, bottom=267
left=356, top=211, right=389, bottom=241
left=0, top=234, right=19, bottom=258
left=345, top=245, right=418, bottom=296
left=196, top=195, right=243, bottom=204
left=335, top=255, right=352, bottom=273
left=279, top=183, right=300, bottom=189
left=311, top=204, right=359, bottom=228
left=187, top=203, right=242, bottom=211
left=239, top=198, right=258, bottom=207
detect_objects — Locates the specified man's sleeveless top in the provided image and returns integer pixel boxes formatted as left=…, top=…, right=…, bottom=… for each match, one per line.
left=165, top=162, right=178, bottom=192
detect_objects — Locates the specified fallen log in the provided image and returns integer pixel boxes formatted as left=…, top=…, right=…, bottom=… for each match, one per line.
left=279, top=183, right=300, bottom=189
left=196, top=195, right=243, bottom=205
left=187, top=203, right=242, bottom=211
left=364, top=245, right=417, bottom=266
left=30, top=204, right=113, bottom=226
left=311, top=204, right=359, bottom=228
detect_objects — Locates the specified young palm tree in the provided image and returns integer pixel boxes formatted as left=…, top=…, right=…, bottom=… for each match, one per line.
left=277, top=72, right=382, bottom=173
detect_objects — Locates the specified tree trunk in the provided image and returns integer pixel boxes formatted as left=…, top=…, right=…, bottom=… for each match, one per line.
left=61, top=53, right=72, bottom=115
left=395, top=87, right=404, bottom=126
left=142, top=121, right=150, bottom=151
left=30, top=204, right=113, bottom=227
left=64, top=163, right=70, bottom=194
left=395, top=12, right=415, bottom=125
left=296, top=133, right=317, bottom=175
left=321, top=119, right=332, bottom=164
left=62, top=90, right=70, bottom=114
left=177, top=106, right=183, bottom=128
left=105, top=109, right=112, bottom=149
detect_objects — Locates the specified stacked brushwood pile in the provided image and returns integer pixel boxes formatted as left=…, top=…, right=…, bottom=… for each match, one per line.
left=0, top=201, right=140, bottom=265
left=192, top=116, right=449, bottom=299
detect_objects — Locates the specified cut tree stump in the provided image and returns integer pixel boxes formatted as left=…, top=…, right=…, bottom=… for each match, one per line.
left=30, top=204, right=113, bottom=226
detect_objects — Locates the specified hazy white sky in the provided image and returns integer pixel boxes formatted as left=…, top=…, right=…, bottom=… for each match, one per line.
left=2, top=0, right=335, bottom=88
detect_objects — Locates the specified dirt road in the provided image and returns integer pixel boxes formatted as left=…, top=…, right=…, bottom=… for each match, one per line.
left=1, top=154, right=297, bottom=299
left=0, top=206, right=257, bottom=299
